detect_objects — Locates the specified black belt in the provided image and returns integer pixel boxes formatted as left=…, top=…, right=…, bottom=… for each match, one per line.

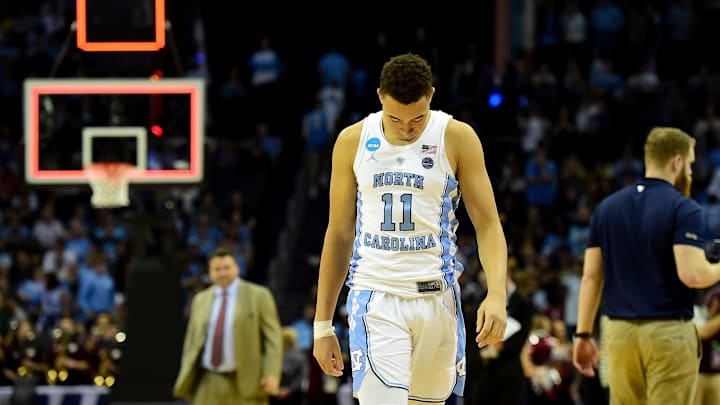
left=204, top=369, right=236, bottom=378
left=607, top=316, right=691, bottom=322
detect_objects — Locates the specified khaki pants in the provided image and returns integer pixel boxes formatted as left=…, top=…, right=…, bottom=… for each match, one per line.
left=694, top=372, right=720, bottom=405
left=192, top=370, right=269, bottom=405
left=605, top=318, right=700, bottom=405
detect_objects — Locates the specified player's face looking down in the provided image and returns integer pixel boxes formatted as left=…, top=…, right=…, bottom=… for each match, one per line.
left=379, top=93, right=433, bottom=145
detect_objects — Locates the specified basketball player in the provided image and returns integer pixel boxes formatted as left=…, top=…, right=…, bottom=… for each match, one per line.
left=312, top=53, right=508, bottom=404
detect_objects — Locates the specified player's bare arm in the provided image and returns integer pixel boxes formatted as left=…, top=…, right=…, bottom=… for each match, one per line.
left=313, top=121, right=361, bottom=377
left=446, top=119, right=508, bottom=348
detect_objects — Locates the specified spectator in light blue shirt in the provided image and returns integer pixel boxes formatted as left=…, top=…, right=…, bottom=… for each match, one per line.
left=77, top=252, right=115, bottom=323
left=17, top=266, right=45, bottom=314
left=64, top=219, right=91, bottom=264
left=290, top=302, right=315, bottom=352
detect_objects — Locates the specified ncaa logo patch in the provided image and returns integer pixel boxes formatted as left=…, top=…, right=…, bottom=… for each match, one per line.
left=366, top=137, right=381, bottom=162
left=366, top=137, right=381, bottom=152
left=422, top=157, right=434, bottom=169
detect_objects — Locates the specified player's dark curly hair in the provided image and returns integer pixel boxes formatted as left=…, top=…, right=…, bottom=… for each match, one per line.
left=379, top=53, right=433, bottom=105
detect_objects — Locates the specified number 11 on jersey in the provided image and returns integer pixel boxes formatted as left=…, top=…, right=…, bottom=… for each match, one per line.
left=381, top=193, right=415, bottom=231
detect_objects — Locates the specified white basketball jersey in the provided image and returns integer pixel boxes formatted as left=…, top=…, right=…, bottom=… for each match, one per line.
left=348, top=110, right=463, bottom=297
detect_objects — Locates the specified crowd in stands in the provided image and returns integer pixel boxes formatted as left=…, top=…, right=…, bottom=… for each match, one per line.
left=0, top=0, right=277, bottom=392
left=2, top=0, right=720, bottom=404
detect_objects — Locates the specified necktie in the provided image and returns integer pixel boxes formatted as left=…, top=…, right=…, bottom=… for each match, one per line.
left=211, top=289, right=227, bottom=368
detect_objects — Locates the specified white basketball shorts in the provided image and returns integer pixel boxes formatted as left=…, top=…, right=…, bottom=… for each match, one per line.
left=345, top=283, right=466, bottom=402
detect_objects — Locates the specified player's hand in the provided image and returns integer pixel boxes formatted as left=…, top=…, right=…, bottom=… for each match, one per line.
left=573, top=337, right=598, bottom=377
left=313, top=335, right=344, bottom=377
left=260, top=375, right=279, bottom=395
left=476, top=293, right=507, bottom=348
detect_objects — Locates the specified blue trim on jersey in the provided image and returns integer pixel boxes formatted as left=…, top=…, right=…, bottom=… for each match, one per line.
left=347, top=191, right=364, bottom=287
left=347, top=290, right=370, bottom=394
left=439, top=175, right=459, bottom=285
left=450, top=192, right=463, bottom=275
left=452, top=282, right=466, bottom=396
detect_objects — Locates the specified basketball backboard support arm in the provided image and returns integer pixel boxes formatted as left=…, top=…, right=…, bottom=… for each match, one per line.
left=49, top=22, right=77, bottom=78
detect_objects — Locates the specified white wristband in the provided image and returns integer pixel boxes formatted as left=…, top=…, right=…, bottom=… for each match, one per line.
left=313, top=320, right=336, bottom=339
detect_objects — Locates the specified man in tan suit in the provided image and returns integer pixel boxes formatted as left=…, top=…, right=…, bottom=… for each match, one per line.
left=174, top=247, right=283, bottom=405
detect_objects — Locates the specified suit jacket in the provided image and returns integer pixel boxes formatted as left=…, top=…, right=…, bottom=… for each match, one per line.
left=173, top=279, right=283, bottom=400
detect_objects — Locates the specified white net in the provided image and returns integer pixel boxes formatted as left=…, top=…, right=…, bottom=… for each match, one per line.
left=86, top=163, right=133, bottom=208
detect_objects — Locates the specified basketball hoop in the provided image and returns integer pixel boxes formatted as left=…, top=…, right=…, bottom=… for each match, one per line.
left=85, top=162, right=135, bottom=208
